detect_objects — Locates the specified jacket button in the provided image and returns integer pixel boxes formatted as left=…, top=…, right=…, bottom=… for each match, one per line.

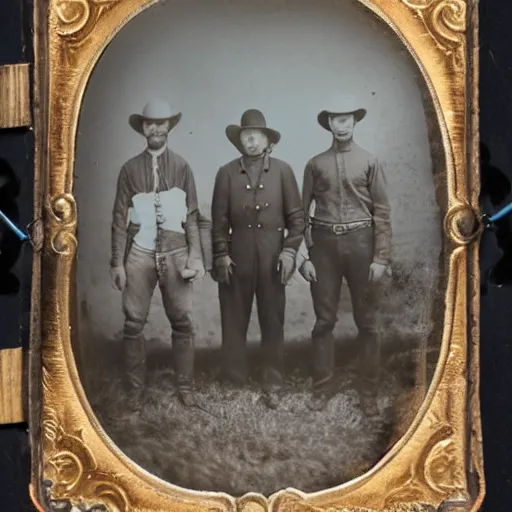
left=246, top=185, right=251, bottom=190
left=255, top=205, right=261, bottom=211
left=259, top=184, right=264, bottom=189
left=248, top=224, right=252, bottom=228
left=257, top=224, right=262, bottom=229
left=265, top=202, right=269, bottom=208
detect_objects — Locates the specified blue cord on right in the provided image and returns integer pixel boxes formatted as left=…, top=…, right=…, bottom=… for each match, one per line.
left=488, top=200, right=512, bottom=223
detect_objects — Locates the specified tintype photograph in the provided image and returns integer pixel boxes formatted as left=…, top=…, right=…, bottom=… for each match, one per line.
left=72, top=0, right=446, bottom=498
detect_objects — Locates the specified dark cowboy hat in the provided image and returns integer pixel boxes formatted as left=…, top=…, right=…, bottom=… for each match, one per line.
left=317, top=95, right=367, bottom=132
left=129, top=99, right=182, bottom=135
left=226, top=109, right=281, bottom=153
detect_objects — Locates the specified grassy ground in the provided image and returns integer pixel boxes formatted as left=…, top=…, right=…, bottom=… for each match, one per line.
left=83, top=337, right=437, bottom=497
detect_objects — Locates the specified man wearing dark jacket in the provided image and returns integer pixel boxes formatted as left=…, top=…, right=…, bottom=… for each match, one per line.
left=111, top=99, right=206, bottom=410
left=299, top=96, right=392, bottom=413
left=211, top=109, right=304, bottom=405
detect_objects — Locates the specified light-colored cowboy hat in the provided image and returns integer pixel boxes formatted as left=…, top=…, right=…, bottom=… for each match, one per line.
left=317, top=95, right=367, bottom=132
left=226, top=109, right=281, bottom=153
left=129, top=99, right=182, bottom=135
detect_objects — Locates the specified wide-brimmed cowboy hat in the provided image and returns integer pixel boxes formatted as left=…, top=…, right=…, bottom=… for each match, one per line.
left=129, top=99, right=182, bottom=135
left=226, top=109, right=281, bottom=153
left=317, top=95, right=367, bottom=132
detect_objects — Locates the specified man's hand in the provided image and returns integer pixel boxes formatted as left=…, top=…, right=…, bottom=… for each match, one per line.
left=277, top=251, right=296, bottom=285
left=181, top=267, right=206, bottom=281
left=212, top=255, right=236, bottom=285
left=368, top=262, right=387, bottom=283
left=299, top=260, right=317, bottom=282
left=183, top=257, right=206, bottom=282
left=191, top=265, right=206, bottom=281
left=110, top=266, right=126, bottom=291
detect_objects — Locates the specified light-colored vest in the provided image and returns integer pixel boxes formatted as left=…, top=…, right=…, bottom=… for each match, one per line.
left=128, top=149, right=188, bottom=250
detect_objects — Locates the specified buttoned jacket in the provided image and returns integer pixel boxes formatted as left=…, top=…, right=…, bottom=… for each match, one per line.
left=211, top=156, right=304, bottom=275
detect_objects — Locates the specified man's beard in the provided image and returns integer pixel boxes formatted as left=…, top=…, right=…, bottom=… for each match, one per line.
left=146, top=133, right=168, bottom=149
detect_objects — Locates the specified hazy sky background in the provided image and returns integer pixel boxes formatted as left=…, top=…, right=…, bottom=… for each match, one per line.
left=74, top=0, right=443, bottom=345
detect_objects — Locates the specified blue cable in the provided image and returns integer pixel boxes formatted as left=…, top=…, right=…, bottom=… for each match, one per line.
left=488, top=201, right=512, bottom=223
left=0, top=208, right=29, bottom=241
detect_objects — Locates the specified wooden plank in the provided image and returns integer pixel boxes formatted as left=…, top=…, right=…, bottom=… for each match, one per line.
left=0, top=63, right=31, bottom=128
left=0, top=347, right=24, bottom=424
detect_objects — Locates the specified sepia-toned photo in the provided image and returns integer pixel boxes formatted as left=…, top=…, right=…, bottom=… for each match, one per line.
left=73, top=0, right=446, bottom=498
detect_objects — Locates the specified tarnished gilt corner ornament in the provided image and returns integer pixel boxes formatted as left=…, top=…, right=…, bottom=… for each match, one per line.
left=54, top=0, right=466, bottom=55
left=400, top=0, right=467, bottom=56
left=34, top=0, right=482, bottom=511
left=42, top=408, right=130, bottom=512
left=54, top=0, right=122, bottom=38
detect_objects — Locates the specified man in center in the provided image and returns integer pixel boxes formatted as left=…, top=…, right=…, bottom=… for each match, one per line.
left=211, top=109, right=304, bottom=404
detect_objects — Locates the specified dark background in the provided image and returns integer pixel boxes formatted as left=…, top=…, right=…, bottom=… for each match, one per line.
left=0, top=0, right=510, bottom=510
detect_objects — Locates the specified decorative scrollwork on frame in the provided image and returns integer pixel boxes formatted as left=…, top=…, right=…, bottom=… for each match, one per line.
left=383, top=414, right=466, bottom=509
left=49, top=193, right=78, bottom=256
left=237, top=493, right=271, bottom=512
left=42, top=409, right=130, bottom=512
left=50, top=193, right=76, bottom=224
left=444, top=202, right=481, bottom=246
left=422, top=414, right=467, bottom=501
left=400, top=0, right=467, bottom=59
left=54, top=0, right=122, bottom=39
left=424, top=438, right=459, bottom=496
left=50, top=223, right=78, bottom=255
left=272, top=493, right=438, bottom=512
left=54, top=0, right=91, bottom=35
left=42, top=408, right=59, bottom=446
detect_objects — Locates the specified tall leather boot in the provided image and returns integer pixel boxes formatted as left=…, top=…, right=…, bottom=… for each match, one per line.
left=357, top=331, right=381, bottom=418
left=312, top=331, right=335, bottom=387
left=173, top=335, right=197, bottom=407
left=308, top=331, right=336, bottom=411
left=124, top=336, right=147, bottom=413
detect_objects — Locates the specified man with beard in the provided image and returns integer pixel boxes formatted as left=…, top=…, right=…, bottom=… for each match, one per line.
left=299, top=96, right=392, bottom=413
left=211, top=109, right=304, bottom=407
left=111, top=99, right=206, bottom=411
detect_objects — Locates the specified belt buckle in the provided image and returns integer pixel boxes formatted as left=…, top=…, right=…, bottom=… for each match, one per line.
left=332, top=224, right=345, bottom=235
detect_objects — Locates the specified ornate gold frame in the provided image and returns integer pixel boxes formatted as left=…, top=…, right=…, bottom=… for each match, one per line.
left=29, top=1, right=484, bottom=511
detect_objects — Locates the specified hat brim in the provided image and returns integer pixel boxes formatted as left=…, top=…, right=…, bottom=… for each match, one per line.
left=129, top=112, right=182, bottom=135
left=225, top=125, right=281, bottom=154
left=317, top=109, right=367, bottom=131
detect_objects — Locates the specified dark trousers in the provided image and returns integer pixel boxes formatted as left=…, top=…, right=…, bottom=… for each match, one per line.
left=123, top=243, right=195, bottom=385
left=218, top=250, right=285, bottom=386
left=309, top=226, right=381, bottom=384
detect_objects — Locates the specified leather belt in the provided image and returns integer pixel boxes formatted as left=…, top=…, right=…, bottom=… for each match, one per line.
left=311, top=218, right=372, bottom=235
